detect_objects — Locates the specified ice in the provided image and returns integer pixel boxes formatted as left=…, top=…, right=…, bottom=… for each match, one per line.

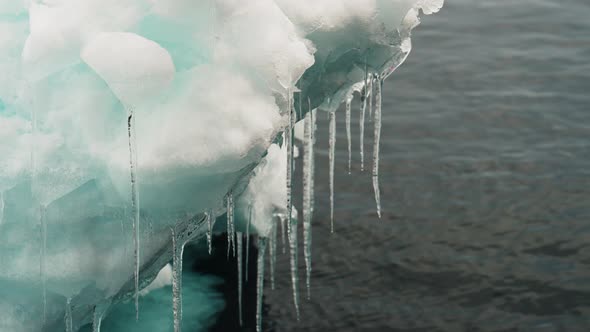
left=329, top=111, right=336, bottom=233
left=373, top=76, right=383, bottom=218
left=245, top=206, right=252, bottom=281
left=346, top=98, right=352, bottom=174
left=303, top=110, right=314, bottom=298
left=226, top=192, right=235, bottom=258
left=269, top=218, right=278, bottom=290
left=236, top=232, right=243, bottom=326
left=255, top=237, right=267, bottom=332
left=288, top=212, right=301, bottom=319
left=171, top=226, right=185, bottom=332
left=0, top=0, right=442, bottom=330
left=206, top=210, right=213, bottom=255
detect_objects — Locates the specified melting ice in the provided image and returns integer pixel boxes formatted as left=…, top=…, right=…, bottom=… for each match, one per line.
left=0, top=0, right=443, bottom=331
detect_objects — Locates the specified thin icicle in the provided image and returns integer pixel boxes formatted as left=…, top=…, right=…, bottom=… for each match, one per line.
left=40, top=205, right=47, bottom=323
left=285, top=89, right=295, bottom=237
left=346, top=98, right=352, bottom=174
left=236, top=232, right=243, bottom=326
left=368, top=78, right=373, bottom=120
left=360, top=78, right=368, bottom=172
left=127, top=107, right=140, bottom=320
left=65, top=297, right=73, bottom=332
left=288, top=215, right=300, bottom=320
left=245, top=205, right=252, bottom=281
left=280, top=215, right=286, bottom=254
left=206, top=210, right=213, bottom=255
left=171, top=227, right=185, bottom=332
left=372, top=76, right=382, bottom=218
left=92, top=303, right=108, bottom=332
left=256, top=237, right=268, bottom=332
left=302, top=111, right=313, bottom=299
left=226, top=192, right=234, bottom=258
left=328, top=111, right=336, bottom=233
left=269, top=219, right=277, bottom=290
left=310, top=108, right=316, bottom=218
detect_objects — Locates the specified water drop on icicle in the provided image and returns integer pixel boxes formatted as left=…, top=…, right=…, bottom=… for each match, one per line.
left=65, top=297, right=73, bottom=332
left=236, top=232, right=243, bottom=326
left=126, top=106, right=141, bottom=320
left=255, top=237, right=267, bottom=332
left=302, top=111, right=314, bottom=299
left=328, top=111, right=336, bottom=233
left=372, top=77, right=382, bottom=218
left=206, top=210, right=213, bottom=255
left=40, top=205, right=47, bottom=323
left=346, top=98, right=352, bottom=174
left=171, top=227, right=185, bottom=332
left=288, top=214, right=301, bottom=320
left=246, top=206, right=252, bottom=281
left=269, top=219, right=277, bottom=290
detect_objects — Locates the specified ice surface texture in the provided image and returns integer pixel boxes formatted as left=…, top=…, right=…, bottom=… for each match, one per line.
left=0, top=0, right=442, bottom=330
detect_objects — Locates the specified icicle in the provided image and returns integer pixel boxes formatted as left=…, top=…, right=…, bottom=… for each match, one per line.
left=360, top=77, right=368, bottom=172
left=255, top=237, right=268, bottom=332
left=171, top=227, right=185, bottom=332
left=346, top=98, right=352, bottom=174
left=92, top=303, right=108, bottom=332
left=280, top=215, right=286, bottom=254
left=65, top=297, right=73, bottom=332
left=126, top=107, right=141, bottom=320
left=372, top=76, right=382, bottom=218
left=310, top=108, right=316, bottom=218
left=245, top=205, right=252, bottom=281
left=288, top=214, right=301, bottom=320
left=269, top=219, right=277, bottom=290
left=368, top=78, right=373, bottom=120
left=328, top=111, right=336, bottom=233
left=302, top=111, right=313, bottom=299
left=206, top=210, right=213, bottom=255
left=226, top=192, right=235, bottom=258
left=40, top=205, right=47, bottom=323
left=236, top=232, right=243, bottom=326
left=285, top=89, right=295, bottom=237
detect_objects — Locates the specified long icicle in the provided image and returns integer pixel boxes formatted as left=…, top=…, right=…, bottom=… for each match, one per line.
left=372, top=76, right=382, bottom=218
left=280, top=215, right=286, bottom=254
left=65, top=297, right=73, bottom=332
left=368, top=78, right=373, bottom=120
left=288, top=213, right=300, bottom=320
left=226, top=193, right=234, bottom=258
left=256, top=237, right=268, bottom=332
left=40, top=205, right=47, bottom=323
left=171, top=227, right=185, bottom=332
left=92, top=302, right=108, bottom=332
left=311, top=107, right=316, bottom=221
left=269, top=218, right=277, bottom=290
left=360, top=72, right=368, bottom=172
left=328, top=111, right=336, bottom=233
left=206, top=210, right=213, bottom=255
left=236, top=232, right=243, bottom=326
left=302, top=111, right=313, bottom=299
left=346, top=98, right=352, bottom=174
left=246, top=205, right=252, bottom=282
left=127, top=107, right=141, bottom=320
left=286, top=88, right=295, bottom=237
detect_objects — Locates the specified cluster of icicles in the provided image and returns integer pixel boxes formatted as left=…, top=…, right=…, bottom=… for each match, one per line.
left=55, top=73, right=385, bottom=332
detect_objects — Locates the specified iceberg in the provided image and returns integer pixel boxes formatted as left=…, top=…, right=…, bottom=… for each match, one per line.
left=0, top=0, right=443, bottom=331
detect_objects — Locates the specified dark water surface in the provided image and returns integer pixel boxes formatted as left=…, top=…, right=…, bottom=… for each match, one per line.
left=259, top=1, right=590, bottom=331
